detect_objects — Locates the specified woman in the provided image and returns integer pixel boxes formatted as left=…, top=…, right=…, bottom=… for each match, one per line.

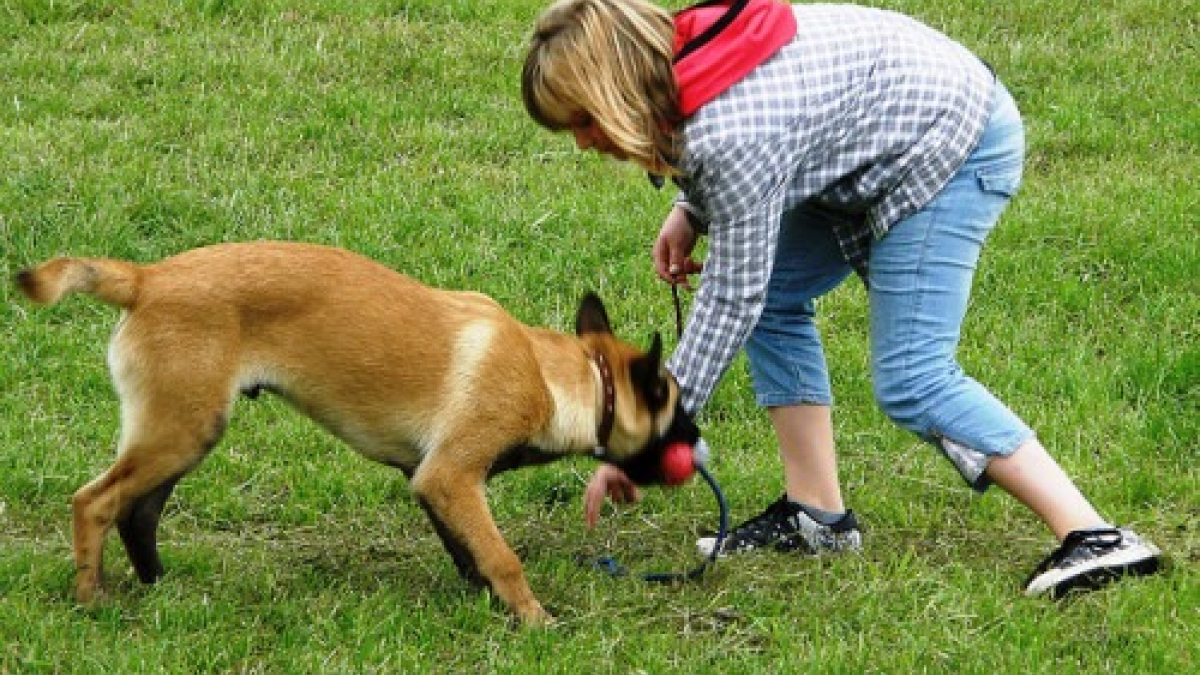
left=521, top=0, right=1161, bottom=598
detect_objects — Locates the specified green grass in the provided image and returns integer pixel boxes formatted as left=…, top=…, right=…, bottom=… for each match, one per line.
left=1, top=0, right=1195, bottom=672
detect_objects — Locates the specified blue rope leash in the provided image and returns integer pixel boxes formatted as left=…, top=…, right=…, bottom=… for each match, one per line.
left=641, top=461, right=729, bottom=583
left=589, top=458, right=729, bottom=583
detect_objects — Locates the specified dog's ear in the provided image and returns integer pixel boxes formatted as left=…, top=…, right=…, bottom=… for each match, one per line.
left=575, top=292, right=613, bottom=336
left=643, top=331, right=663, bottom=365
left=631, top=332, right=671, bottom=410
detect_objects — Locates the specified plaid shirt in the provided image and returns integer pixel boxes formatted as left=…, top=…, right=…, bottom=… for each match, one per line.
left=668, top=4, right=996, bottom=414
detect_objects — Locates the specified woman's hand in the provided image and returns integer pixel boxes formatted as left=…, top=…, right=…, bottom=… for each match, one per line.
left=583, top=464, right=641, bottom=528
left=652, top=205, right=703, bottom=288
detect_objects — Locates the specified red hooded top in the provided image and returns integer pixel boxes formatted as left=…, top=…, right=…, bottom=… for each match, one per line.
left=673, top=0, right=798, bottom=117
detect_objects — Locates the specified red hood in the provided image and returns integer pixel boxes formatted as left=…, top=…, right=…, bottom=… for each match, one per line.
left=674, top=0, right=797, bottom=117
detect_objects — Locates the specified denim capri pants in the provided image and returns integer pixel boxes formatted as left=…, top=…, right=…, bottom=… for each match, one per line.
left=745, top=80, right=1034, bottom=491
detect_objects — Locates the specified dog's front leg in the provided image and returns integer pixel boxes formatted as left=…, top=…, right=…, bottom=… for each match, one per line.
left=418, top=501, right=486, bottom=588
left=412, top=462, right=551, bottom=627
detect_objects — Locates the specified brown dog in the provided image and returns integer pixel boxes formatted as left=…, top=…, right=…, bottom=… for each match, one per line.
left=15, top=241, right=699, bottom=626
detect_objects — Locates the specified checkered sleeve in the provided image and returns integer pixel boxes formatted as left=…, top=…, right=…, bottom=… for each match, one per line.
left=667, top=136, right=789, bottom=414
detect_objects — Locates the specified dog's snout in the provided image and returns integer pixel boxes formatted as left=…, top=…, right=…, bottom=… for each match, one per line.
left=608, top=402, right=701, bottom=486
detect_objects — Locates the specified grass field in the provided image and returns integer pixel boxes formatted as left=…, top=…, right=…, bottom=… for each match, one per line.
left=1, top=0, right=1195, bottom=672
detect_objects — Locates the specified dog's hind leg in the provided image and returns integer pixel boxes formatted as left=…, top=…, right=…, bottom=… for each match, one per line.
left=72, top=439, right=215, bottom=603
left=74, top=331, right=235, bottom=603
left=115, top=474, right=183, bottom=584
left=72, top=407, right=227, bottom=603
left=113, top=409, right=228, bottom=585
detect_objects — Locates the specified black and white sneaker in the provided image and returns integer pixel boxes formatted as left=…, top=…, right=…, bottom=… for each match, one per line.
left=697, top=495, right=863, bottom=557
left=1024, top=527, right=1162, bottom=599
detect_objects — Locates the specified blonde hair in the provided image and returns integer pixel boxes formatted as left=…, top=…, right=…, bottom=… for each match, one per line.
left=522, top=0, right=682, bottom=175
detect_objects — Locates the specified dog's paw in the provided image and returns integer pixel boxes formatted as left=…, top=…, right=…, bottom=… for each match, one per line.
left=74, top=583, right=108, bottom=608
left=515, top=602, right=556, bottom=628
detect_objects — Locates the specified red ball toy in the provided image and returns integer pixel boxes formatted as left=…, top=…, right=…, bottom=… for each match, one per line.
left=661, top=441, right=696, bottom=486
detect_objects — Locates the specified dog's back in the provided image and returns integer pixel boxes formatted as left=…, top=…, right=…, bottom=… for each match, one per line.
left=16, top=242, right=556, bottom=466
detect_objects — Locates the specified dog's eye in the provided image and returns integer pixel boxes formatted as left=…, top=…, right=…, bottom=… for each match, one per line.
left=645, top=376, right=669, bottom=410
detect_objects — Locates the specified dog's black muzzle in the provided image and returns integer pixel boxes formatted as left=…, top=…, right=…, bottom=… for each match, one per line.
left=608, top=401, right=701, bottom=486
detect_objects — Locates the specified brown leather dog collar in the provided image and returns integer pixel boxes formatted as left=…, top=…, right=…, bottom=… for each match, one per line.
left=591, top=351, right=615, bottom=455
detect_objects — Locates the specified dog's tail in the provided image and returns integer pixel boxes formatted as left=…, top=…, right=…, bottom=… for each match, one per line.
left=15, top=257, right=140, bottom=308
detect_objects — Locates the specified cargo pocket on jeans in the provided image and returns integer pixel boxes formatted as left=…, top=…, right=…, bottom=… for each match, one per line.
left=977, top=162, right=1023, bottom=198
